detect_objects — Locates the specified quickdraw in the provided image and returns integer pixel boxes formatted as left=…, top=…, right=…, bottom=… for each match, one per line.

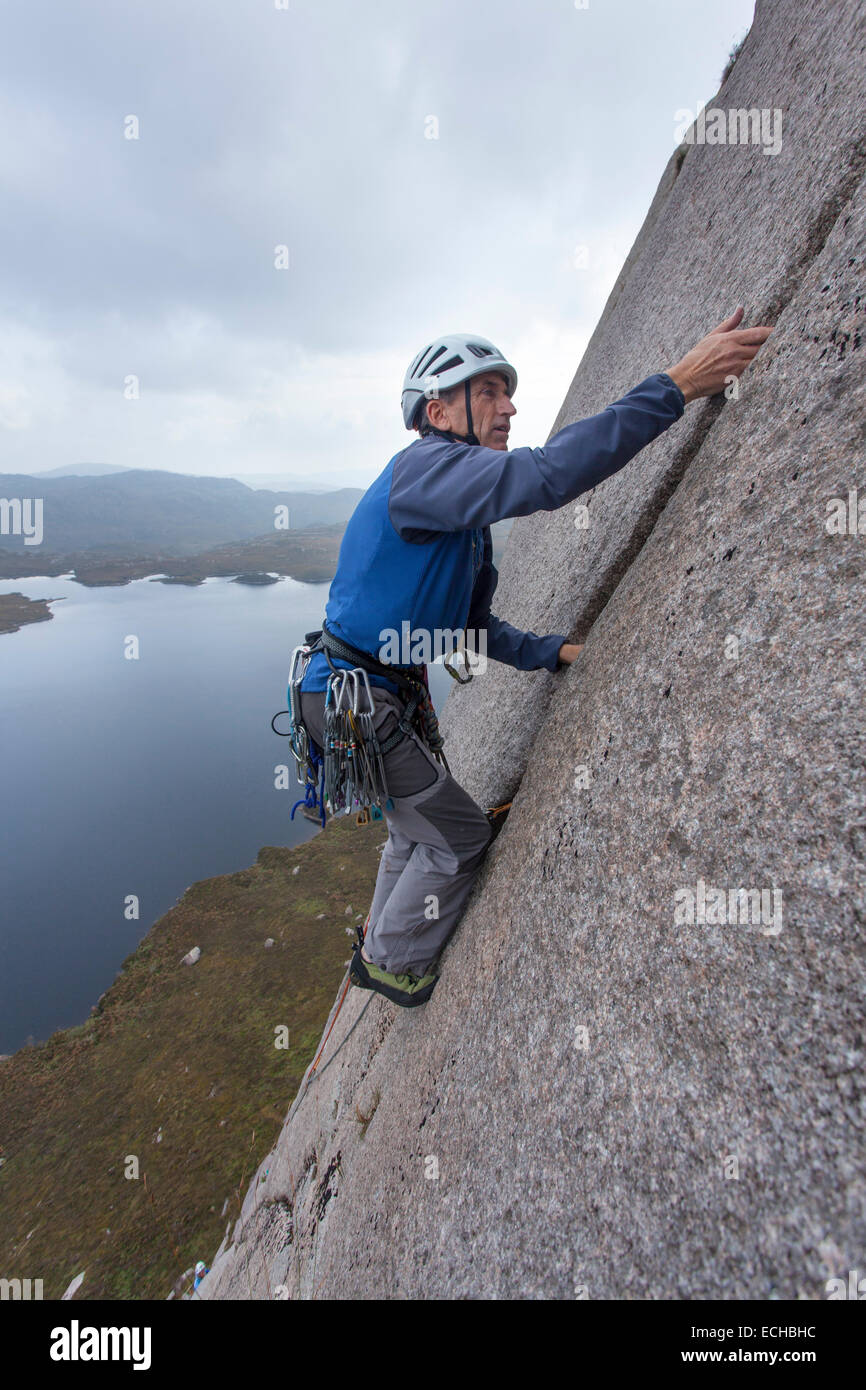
left=320, top=666, right=394, bottom=817
left=273, top=624, right=450, bottom=829
left=443, top=646, right=473, bottom=683
left=316, top=622, right=449, bottom=772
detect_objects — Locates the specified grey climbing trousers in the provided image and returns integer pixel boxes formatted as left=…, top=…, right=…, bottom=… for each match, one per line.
left=299, top=686, right=492, bottom=976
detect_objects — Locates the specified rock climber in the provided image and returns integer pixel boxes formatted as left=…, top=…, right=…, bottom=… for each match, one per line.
left=297, top=309, right=771, bottom=1007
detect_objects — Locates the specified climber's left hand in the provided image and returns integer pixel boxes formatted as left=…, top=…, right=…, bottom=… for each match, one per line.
left=558, top=643, right=584, bottom=665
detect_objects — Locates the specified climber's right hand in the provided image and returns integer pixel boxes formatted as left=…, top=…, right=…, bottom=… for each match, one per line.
left=666, top=307, right=773, bottom=403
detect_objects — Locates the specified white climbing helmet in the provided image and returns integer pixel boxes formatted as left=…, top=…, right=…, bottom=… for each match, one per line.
left=401, top=333, right=518, bottom=432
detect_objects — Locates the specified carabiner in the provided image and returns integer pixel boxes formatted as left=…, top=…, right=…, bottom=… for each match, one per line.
left=444, top=647, right=473, bottom=683
left=354, top=667, right=377, bottom=714
left=329, top=669, right=351, bottom=713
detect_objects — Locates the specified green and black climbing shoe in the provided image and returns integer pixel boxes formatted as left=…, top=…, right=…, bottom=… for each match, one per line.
left=349, top=946, right=439, bottom=1008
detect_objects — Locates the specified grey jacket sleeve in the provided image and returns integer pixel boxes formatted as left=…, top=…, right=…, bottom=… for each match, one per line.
left=389, top=372, right=686, bottom=535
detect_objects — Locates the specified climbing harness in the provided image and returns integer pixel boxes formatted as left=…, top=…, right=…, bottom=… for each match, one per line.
left=272, top=623, right=450, bottom=829
left=317, top=623, right=449, bottom=768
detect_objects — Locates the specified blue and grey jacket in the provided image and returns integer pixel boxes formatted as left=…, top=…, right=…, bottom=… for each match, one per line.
left=299, top=372, right=685, bottom=697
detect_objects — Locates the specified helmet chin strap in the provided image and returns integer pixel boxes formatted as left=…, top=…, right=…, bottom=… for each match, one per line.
left=462, top=379, right=480, bottom=446
left=441, top=379, right=479, bottom=445
left=426, top=379, right=481, bottom=446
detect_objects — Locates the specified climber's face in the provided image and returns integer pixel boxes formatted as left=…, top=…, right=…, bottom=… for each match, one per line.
left=428, top=372, right=516, bottom=449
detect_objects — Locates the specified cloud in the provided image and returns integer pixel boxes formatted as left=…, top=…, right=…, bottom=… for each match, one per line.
left=0, top=0, right=754, bottom=485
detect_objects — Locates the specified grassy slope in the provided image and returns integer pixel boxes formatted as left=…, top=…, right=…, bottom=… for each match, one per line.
left=0, top=814, right=383, bottom=1300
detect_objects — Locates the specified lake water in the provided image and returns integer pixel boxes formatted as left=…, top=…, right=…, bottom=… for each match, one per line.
left=0, top=575, right=454, bottom=1054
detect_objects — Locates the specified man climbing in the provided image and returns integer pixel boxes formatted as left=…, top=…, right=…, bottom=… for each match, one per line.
left=297, top=309, right=771, bottom=1007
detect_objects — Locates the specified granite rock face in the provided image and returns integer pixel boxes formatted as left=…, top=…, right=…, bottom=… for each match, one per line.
left=201, top=0, right=866, bottom=1300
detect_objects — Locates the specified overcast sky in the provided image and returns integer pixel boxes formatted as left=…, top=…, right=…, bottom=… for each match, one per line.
left=1, top=0, right=754, bottom=488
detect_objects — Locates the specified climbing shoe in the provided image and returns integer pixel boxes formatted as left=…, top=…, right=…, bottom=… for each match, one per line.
left=349, top=945, right=439, bottom=1008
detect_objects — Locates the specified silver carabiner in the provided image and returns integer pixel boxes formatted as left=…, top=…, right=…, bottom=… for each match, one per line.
left=329, top=669, right=351, bottom=713
left=354, top=667, right=377, bottom=715
left=288, top=642, right=312, bottom=688
left=346, top=669, right=362, bottom=716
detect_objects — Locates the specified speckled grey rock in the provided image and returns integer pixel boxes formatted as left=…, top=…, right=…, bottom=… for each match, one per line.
left=201, top=0, right=865, bottom=1301
left=442, top=0, right=866, bottom=809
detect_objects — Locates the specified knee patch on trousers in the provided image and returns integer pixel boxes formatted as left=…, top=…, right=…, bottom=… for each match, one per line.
left=412, top=778, right=493, bottom=868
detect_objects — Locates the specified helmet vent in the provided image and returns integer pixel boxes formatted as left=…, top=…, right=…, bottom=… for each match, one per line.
left=466, top=343, right=494, bottom=358
left=412, top=344, right=448, bottom=380
left=408, top=344, right=433, bottom=377
left=433, top=354, right=464, bottom=375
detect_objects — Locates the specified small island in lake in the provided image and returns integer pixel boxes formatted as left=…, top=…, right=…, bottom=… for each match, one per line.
left=0, top=591, right=62, bottom=635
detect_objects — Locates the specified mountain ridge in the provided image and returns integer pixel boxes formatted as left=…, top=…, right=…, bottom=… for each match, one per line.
left=0, top=470, right=365, bottom=554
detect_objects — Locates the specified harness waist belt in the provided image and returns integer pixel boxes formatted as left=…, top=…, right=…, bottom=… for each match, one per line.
left=313, top=623, right=426, bottom=699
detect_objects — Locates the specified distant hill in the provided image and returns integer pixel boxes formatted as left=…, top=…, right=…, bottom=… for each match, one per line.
left=34, top=463, right=131, bottom=478
left=34, top=464, right=358, bottom=492
left=0, top=466, right=514, bottom=577
left=0, top=470, right=365, bottom=555
left=236, top=471, right=365, bottom=493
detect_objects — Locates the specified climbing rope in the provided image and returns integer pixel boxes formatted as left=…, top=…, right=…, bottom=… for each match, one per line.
left=485, top=801, right=513, bottom=843
left=307, top=912, right=372, bottom=1080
